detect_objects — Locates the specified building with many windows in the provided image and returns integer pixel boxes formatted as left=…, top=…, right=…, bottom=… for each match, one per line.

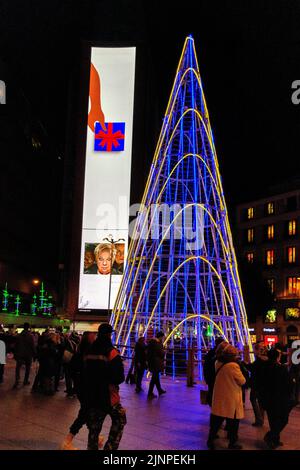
left=236, top=182, right=300, bottom=346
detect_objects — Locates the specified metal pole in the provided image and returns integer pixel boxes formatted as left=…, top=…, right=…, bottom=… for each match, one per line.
left=108, top=267, right=112, bottom=317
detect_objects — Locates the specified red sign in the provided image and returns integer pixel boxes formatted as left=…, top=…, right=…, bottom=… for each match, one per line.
left=264, top=335, right=278, bottom=347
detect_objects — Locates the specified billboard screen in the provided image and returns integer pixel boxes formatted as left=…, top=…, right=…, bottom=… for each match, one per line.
left=78, top=46, right=136, bottom=312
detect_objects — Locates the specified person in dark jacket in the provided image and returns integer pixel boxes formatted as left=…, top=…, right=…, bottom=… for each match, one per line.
left=261, top=348, right=293, bottom=449
left=82, top=323, right=126, bottom=450
left=13, top=323, right=36, bottom=388
left=63, top=331, right=80, bottom=397
left=61, top=331, right=97, bottom=450
left=246, top=341, right=267, bottom=426
left=38, top=333, right=62, bottom=395
left=203, top=337, right=226, bottom=407
left=134, top=336, right=147, bottom=393
left=147, top=331, right=166, bottom=399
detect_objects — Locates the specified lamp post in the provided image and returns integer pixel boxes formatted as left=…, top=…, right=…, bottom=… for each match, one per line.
left=103, top=235, right=125, bottom=317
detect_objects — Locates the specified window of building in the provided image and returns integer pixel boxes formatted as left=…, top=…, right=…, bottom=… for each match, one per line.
left=266, top=249, right=274, bottom=266
left=287, top=246, right=296, bottom=264
left=246, top=252, right=254, bottom=264
left=287, top=277, right=300, bottom=296
left=267, top=224, right=274, bottom=240
left=267, top=202, right=274, bottom=215
left=286, top=196, right=297, bottom=212
left=288, top=219, right=297, bottom=236
left=247, top=228, right=254, bottom=243
left=247, top=207, right=254, bottom=219
left=267, top=278, right=275, bottom=295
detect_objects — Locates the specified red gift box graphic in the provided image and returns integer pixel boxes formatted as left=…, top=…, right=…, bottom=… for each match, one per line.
left=94, top=122, right=125, bottom=152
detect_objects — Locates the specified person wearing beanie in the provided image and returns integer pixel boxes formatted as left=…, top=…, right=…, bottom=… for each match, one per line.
left=207, top=344, right=246, bottom=450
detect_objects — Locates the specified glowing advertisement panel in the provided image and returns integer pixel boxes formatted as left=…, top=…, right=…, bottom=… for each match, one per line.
left=78, top=47, right=135, bottom=312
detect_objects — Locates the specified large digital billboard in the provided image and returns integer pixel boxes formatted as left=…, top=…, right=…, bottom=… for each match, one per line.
left=78, top=47, right=136, bottom=312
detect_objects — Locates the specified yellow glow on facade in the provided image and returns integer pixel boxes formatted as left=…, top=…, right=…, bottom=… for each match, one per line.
left=266, top=249, right=274, bottom=266
left=267, top=224, right=274, bottom=240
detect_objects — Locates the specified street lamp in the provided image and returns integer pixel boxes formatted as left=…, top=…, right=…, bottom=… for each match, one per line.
left=103, top=235, right=125, bottom=316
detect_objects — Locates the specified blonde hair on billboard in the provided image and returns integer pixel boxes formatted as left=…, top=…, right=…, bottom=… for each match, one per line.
left=94, top=243, right=115, bottom=263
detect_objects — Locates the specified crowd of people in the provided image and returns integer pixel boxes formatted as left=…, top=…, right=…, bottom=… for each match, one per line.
left=204, top=339, right=300, bottom=450
left=0, top=323, right=167, bottom=450
left=1, top=322, right=300, bottom=451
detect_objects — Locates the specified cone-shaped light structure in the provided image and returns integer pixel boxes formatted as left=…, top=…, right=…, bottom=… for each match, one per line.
left=111, top=36, right=252, bottom=376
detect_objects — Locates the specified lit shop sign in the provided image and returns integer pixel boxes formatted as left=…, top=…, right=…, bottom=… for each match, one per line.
left=263, top=328, right=276, bottom=333
left=0, top=80, right=6, bottom=104
left=250, top=335, right=257, bottom=343
left=248, top=328, right=255, bottom=332
left=264, top=335, right=278, bottom=347
left=78, top=47, right=136, bottom=311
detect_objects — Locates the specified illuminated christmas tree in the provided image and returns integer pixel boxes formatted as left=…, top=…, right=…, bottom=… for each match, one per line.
left=111, top=36, right=252, bottom=375
left=2, top=282, right=10, bottom=312
left=14, top=295, right=21, bottom=316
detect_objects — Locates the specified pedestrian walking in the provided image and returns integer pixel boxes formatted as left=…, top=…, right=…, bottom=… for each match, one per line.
left=147, top=331, right=166, bottom=399
left=261, top=348, right=294, bottom=449
left=82, top=323, right=126, bottom=450
left=134, top=337, right=147, bottom=393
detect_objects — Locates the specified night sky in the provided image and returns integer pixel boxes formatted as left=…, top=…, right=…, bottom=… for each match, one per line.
left=1, top=0, right=300, bottom=285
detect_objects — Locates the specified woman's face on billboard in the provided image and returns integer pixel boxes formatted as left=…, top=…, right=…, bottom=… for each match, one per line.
left=96, top=249, right=112, bottom=275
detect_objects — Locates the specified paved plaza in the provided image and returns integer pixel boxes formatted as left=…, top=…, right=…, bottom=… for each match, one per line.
left=0, top=359, right=300, bottom=451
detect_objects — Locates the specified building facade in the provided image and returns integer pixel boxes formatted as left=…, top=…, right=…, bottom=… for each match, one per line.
left=236, top=185, right=300, bottom=346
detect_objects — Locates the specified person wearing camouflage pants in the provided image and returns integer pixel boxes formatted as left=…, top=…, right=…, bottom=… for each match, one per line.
left=87, top=403, right=127, bottom=450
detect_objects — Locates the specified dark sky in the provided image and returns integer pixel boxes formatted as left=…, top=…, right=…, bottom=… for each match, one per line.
left=1, top=0, right=300, bottom=282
